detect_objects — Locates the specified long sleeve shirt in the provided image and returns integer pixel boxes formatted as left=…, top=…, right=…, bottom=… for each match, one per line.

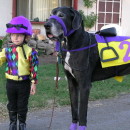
left=0, top=44, right=38, bottom=84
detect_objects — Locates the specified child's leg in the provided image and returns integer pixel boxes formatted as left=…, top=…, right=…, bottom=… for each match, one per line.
left=6, top=79, right=18, bottom=130
left=17, top=79, right=31, bottom=129
left=8, top=111, right=17, bottom=130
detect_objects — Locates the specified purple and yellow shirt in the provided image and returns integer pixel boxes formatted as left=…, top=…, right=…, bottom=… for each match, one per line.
left=0, top=44, right=38, bottom=84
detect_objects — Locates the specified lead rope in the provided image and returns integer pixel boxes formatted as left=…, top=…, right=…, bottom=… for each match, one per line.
left=48, top=54, right=60, bottom=130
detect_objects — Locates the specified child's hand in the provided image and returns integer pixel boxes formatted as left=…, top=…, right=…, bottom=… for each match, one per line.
left=30, top=83, right=36, bottom=95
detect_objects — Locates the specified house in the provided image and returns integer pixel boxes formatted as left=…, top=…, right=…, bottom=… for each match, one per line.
left=0, top=0, right=130, bottom=37
left=78, top=0, right=130, bottom=35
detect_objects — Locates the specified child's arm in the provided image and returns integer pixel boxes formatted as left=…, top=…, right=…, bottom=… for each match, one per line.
left=29, top=48, right=39, bottom=95
left=0, top=48, right=6, bottom=66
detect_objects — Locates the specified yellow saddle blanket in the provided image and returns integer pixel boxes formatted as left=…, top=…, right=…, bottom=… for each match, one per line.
left=96, top=34, right=130, bottom=68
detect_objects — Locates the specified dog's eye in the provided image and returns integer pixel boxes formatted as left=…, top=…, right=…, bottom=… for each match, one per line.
left=58, top=13, right=64, bottom=18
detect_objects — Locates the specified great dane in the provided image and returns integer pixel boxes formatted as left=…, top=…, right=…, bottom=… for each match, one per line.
left=44, top=6, right=130, bottom=130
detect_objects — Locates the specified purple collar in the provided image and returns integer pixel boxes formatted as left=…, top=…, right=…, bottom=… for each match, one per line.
left=49, top=15, right=75, bottom=36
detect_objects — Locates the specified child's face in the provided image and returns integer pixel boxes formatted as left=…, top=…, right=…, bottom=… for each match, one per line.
left=10, top=33, right=25, bottom=45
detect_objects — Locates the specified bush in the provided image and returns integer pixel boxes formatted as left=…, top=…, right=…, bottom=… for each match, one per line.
left=79, top=10, right=97, bottom=29
left=83, top=0, right=96, bottom=8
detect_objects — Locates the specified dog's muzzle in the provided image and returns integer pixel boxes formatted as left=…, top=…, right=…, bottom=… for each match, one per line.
left=44, top=22, right=56, bottom=39
left=44, top=22, right=52, bottom=30
left=44, top=15, right=75, bottom=38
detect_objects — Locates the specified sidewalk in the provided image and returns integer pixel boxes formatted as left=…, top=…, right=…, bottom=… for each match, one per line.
left=1, top=94, right=130, bottom=130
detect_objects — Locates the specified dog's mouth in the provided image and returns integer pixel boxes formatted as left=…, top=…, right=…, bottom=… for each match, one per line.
left=46, top=32, right=64, bottom=41
left=46, top=32, right=58, bottom=41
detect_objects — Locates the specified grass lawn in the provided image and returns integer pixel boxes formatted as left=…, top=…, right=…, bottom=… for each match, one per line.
left=0, top=63, right=130, bottom=110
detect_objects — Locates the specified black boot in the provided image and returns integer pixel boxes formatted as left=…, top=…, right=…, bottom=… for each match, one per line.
left=19, top=123, right=26, bottom=130
left=18, top=114, right=27, bottom=130
left=9, top=111, right=17, bottom=130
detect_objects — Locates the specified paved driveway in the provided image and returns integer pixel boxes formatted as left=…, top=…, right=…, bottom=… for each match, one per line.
left=1, top=94, right=130, bottom=130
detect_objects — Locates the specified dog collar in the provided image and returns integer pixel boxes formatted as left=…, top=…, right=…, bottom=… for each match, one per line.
left=49, top=15, right=75, bottom=36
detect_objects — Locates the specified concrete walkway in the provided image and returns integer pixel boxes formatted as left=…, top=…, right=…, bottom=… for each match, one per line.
left=1, top=94, right=130, bottom=130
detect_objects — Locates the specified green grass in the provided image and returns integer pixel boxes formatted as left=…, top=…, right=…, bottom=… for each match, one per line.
left=0, top=64, right=130, bottom=110
left=30, top=64, right=70, bottom=108
left=91, top=77, right=130, bottom=100
left=0, top=65, right=7, bottom=104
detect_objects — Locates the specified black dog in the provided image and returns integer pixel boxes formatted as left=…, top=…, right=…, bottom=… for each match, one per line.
left=44, top=6, right=130, bottom=130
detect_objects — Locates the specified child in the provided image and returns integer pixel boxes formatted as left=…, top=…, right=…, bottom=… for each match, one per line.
left=0, top=16, right=38, bottom=130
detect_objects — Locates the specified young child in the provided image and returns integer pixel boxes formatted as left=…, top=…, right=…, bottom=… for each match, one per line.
left=0, top=16, right=38, bottom=130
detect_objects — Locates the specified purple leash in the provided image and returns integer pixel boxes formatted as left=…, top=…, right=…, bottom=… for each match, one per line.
left=62, top=43, right=97, bottom=52
left=55, top=41, right=96, bottom=52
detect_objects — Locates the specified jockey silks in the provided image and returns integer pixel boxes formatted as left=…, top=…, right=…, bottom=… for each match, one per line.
left=0, top=44, right=38, bottom=84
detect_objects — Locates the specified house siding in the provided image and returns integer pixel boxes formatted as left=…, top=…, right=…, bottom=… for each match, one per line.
left=78, top=0, right=97, bottom=32
left=121, top=0, right=130, bottom=36
left=0, top=0, right=12, bottom=36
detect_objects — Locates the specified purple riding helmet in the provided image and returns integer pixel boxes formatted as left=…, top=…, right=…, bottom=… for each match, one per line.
left=6, top=16, right=32, bottom=36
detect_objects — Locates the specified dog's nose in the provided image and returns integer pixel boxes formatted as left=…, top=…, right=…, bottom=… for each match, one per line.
left=44, top=22, right=52, bottom=29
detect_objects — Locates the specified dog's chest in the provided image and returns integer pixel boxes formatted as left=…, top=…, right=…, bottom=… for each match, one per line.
left=64, top=52, right=75, bottom=77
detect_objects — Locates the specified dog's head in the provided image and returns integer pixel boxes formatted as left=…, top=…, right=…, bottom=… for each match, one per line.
left=44, top=6, right=82, bottom=41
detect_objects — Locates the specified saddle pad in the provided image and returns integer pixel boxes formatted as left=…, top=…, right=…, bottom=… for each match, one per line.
left=95, top=34, right=130, bottom=68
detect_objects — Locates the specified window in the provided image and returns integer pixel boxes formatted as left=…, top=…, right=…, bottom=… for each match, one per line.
left=97, top=0, right=121, bottom=30
left=17, top=0, right=72, bottom=21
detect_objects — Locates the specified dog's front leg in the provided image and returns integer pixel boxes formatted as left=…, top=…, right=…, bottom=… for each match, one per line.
left=66, top=71, right=79, bottom=130
left=78, top=80, right=91, bottom=129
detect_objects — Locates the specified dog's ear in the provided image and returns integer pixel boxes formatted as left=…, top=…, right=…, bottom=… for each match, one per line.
left=71, top=9, right=82, bottom=30
left=51, top=7, right=60, bottom=15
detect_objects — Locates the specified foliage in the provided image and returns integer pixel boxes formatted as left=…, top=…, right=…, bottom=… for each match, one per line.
left=0, top=34, right=9, bottom=49
left=0, top=39, right=2, bottom=49
left=79, top=10, right=97, bottom=29
left=79, top=10, right=86, bottom=21
left=83, top=0, right=96, bottom=8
